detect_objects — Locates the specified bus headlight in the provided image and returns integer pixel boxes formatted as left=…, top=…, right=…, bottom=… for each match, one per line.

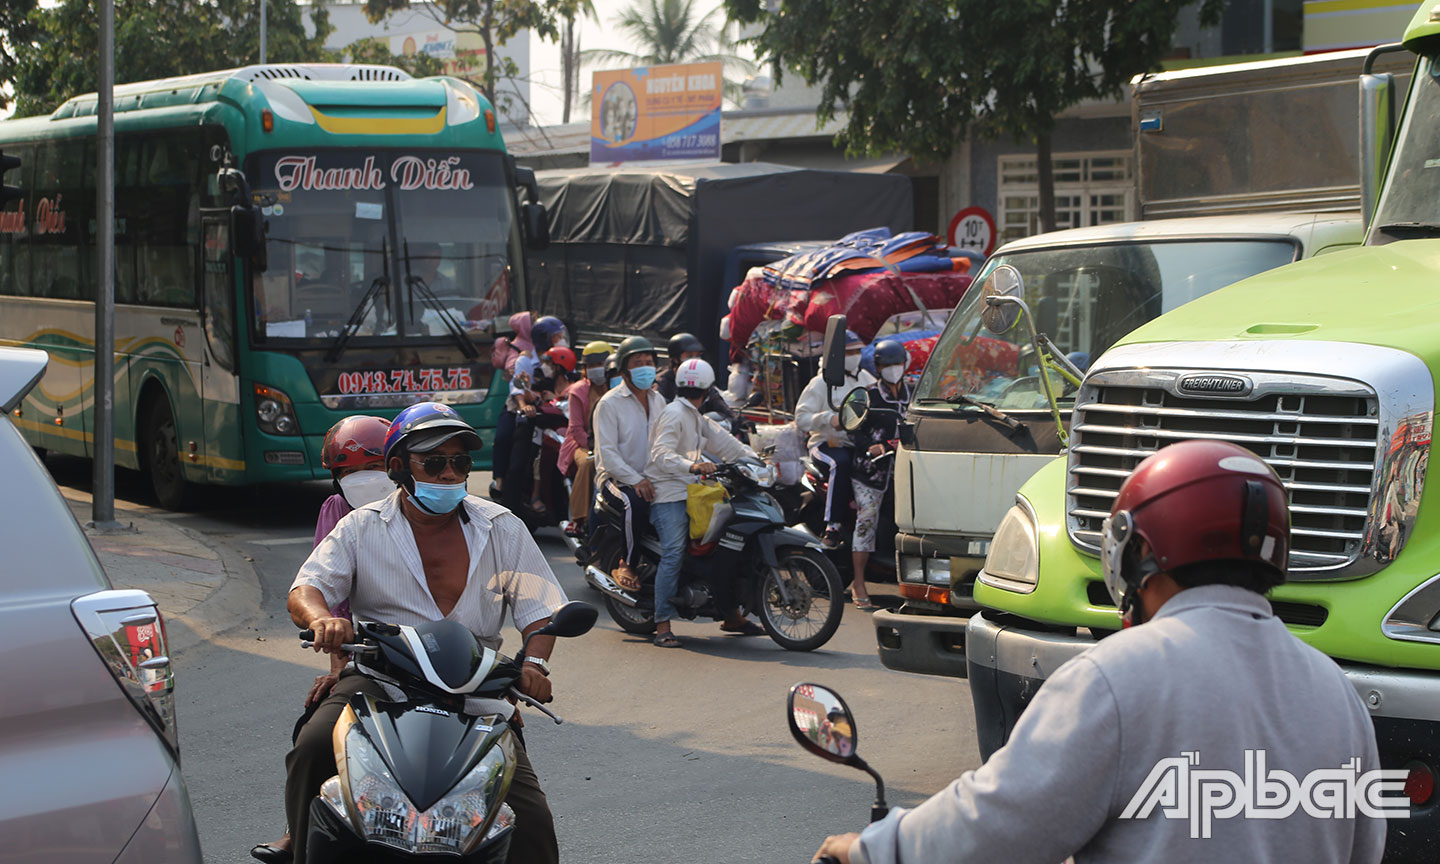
left=254, top=383, right=299, bottom=436
left=978, top=499, right=1039, bottom=594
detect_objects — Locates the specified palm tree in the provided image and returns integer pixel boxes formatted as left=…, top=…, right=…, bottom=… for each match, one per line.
left=560, top=0, right=598, bottom=123
left=582, top=0, right=755, bottom=106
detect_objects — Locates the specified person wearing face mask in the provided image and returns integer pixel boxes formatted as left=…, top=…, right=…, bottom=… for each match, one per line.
left=656, top=332, right=740, bottom=430
left=252, top=414, right=395, bottom=864
left=503, top=345, right=577, bottom=522
left=285, top=402, right=570, bottom=864
left=848, top=339, right=912, bottom=611
left=592, top=336, right=666, bottom=591
left=795, top=330, right=875, bottom=549
left=559, top=341, right=614, bottom=539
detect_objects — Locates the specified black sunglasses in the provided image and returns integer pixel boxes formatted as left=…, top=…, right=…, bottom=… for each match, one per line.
left=410, top=453, right=473, bottom=476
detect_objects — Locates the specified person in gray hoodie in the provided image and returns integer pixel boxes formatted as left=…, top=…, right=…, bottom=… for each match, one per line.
left=815, top=439, right=1388, bottom=864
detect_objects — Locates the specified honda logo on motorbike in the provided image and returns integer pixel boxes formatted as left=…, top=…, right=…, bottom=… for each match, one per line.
left=1176, top=373, right=1253, bottom=398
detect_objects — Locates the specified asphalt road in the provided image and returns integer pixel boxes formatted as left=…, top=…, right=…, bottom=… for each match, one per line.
left=50, top=458, right=982, bottom=864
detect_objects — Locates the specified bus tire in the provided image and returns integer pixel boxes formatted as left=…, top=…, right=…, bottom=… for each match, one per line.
left=141, top=395, right=193, bottom=510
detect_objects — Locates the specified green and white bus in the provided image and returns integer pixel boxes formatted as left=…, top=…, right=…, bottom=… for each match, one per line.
left=0, top=63, right=546, bottom=507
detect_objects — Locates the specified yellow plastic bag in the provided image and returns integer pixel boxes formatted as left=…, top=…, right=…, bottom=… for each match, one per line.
left=686, top=482, right=729, bottom=540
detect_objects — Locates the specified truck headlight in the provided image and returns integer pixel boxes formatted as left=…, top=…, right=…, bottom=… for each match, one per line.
left=340, top=721, right=516, bottom=854
left=979, top=499, right=1039, bottom=593
left=899, top=554, right=953, bottom=586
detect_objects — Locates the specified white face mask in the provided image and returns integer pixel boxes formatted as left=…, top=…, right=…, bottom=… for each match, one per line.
left=541, top=362, right=556, bottom=378
left=338, top=469, right=395, bottom=509
left=880, top=365, right=905, bottom=384
left=844, top=354, right=862, bottom=375
left=586, top=366, right=606, bottom=383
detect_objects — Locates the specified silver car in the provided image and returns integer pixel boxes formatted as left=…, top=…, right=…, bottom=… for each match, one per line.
left=0, top=346, right=203, bottom=862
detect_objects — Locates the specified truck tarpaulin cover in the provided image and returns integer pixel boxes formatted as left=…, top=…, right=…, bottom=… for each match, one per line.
left=525, top=163, right=913, bottom=339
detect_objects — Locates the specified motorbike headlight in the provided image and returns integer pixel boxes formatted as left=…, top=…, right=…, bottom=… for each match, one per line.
left=341, top=723, right=517, bottom=854
left=978, top=499, right=1039, bottom=594
left=738, top=460, right=777, bottom=488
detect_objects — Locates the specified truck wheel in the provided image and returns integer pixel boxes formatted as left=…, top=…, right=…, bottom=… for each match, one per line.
left=757, top=547, right=843, bottom=651
left=595, top=539, right=656, bottom=636
left=141, top=396, right=192, bottom=510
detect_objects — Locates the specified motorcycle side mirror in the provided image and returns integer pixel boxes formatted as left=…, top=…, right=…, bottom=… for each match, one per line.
left=980, top=264, right=1024, bottom=335
left=820, top=314, right=848, bottom=390
left=788, top=682, right=858, bottom=765
left=535, top=601, right=599, bottom=639
left=839, top=387, right=870, bottom=433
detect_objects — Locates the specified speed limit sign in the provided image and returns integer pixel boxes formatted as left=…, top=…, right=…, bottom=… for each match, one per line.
left=947, top=206, right=996, bottom=258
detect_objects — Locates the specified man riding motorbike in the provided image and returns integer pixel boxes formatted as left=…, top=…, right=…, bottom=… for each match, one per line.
left=644, top=357, right=763, bottom=648
left=794, top=329, right=873, bottom=548
left=592, top=336, right=666, bottom=592
left=283, top=402, right=570, bottom=864
left=815, top=440, right=1386, bottom=864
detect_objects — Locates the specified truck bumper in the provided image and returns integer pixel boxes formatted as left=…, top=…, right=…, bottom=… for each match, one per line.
left=965, top=611, right=1440, bottom=860
left=874, top=606, right=974, bottom=679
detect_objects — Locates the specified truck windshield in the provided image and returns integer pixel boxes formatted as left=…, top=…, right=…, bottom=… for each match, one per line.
left=913, top=240, right=1297, bottom=411
left=1372, top=54, right=1440, bottom=235
left=247, top=149, right=518, bottom=346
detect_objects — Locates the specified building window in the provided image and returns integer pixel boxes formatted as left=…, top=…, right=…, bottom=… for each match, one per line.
left=997, top=151, right=1134, bottom=243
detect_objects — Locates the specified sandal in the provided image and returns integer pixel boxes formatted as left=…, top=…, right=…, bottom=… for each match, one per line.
left=853, top=598, right=878, bottom=612
left=721, top=619, right=765, bottom=636
left=612, top=562, right=642, bottom=592
left=653, top=631, right=682, bottom=648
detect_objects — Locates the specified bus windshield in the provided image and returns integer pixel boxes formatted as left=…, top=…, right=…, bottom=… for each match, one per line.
left=912, top=240, right=1297, bottom=411
left=248, top=149, right=518, bottom=346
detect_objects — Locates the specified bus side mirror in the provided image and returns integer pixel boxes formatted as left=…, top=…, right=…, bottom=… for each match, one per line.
left=821, top=314, right=848, bottom=389
left=523, top=201, right=550, bottom=252
left=231, top=206, right=268, bottom=273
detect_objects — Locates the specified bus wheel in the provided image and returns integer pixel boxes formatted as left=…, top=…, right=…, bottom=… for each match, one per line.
left=142, top=396, right=192, bottom=510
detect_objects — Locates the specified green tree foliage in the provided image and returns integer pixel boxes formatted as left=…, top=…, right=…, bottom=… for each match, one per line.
left=337, top=37, right=445, bottom=78
left=361, top=0, right=583, bottom=108
left=7, top=0, right=333, bottom=118
left=0, top=0, right=39, bottom=112
left=725, top=0, right=1223, bottom=230
left=584, top=0, right=754, bottom=106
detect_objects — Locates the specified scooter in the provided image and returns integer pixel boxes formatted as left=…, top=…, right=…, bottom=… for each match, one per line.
left=298, top=601, right=598, bottom=863
left=494, top=398, right=570, bottom=534
left=785, top=682, right=889, bottom=863
left=584, top=457, right=845, bottom=652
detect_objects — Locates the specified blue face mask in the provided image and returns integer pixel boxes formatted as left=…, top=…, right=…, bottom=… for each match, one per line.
left=628, top=366, right=657, bottom=390
left=411, top=479, right=468, bottom=514
left=608, top=376, right=623, bottom=389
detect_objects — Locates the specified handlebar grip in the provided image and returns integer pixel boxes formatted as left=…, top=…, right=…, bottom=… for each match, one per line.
left=299, top=629, right=315, bottom=641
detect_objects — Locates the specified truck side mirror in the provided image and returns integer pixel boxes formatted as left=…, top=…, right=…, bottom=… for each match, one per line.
left=1360, top=43, right=1408, bottom=228
left=821, top=314, right=848, bottom=389
left=980, top=265, right=1024, bottom=335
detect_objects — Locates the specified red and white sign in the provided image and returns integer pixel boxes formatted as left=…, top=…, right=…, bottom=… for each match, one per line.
left=947, top=206, right=996, bottom=258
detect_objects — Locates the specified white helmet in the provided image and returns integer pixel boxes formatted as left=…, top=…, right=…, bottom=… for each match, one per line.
left=674, top=357, right=716, bottom=390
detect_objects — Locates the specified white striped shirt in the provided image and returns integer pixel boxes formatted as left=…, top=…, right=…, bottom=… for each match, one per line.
left=291, top=490, right=568, bottom=652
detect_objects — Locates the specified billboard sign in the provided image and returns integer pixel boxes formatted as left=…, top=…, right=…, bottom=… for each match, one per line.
left=590, top=61, right=722, bottom=164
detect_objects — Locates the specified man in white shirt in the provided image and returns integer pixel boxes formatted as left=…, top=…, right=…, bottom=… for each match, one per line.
left=794, top=329, right=874, bottom=547
left=644, top=358, right=760, bottom=647
left=284, top=403, right=569, bottom=864
left=591, top=335, right=666, bottom=589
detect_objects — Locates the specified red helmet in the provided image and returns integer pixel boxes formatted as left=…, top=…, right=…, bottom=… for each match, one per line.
left=1101, top=440, right=1289, bottom=617
left=546, top=346, right=577, bottom=372
left=321, top=416, right=392, bottom=471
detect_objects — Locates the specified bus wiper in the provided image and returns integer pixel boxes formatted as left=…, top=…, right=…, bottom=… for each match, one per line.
left=1375, top=222, right=1440, bottom=237
left=916, top=393, right=1024, bottom=432
left=326, top=275, right=391, bottom=363
left=401, top=241, right=479, bottom=360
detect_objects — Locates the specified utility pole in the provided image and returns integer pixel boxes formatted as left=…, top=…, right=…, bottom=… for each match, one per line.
left=260, top=0, right=268, bottom=63
left=92, top=0, right=121, bottom=531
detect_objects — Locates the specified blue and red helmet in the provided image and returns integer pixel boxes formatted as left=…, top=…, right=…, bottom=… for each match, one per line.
left=383, top=402, right=483, bottom=463
left=531, top=316, right=568, bottom=347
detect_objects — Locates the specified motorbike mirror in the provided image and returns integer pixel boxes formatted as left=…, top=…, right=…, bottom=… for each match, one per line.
left=980, top=264, right=1024, bottom=335
left=820, top=314, right=848, bottom=390
left=788, top=682, right=858, bottom=765
left=839, top=387, right=870, bottom=433
left=537, top=601, right=598, bottom=639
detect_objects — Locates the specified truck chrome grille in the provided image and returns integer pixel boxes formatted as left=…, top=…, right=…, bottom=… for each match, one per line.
left=1068, top=370, right=1379, bottom=577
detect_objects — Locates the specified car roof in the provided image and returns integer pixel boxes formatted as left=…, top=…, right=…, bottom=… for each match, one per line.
left=0, top=347, right=48, bottom=413
left=993, top=212, right=1358, bottom=254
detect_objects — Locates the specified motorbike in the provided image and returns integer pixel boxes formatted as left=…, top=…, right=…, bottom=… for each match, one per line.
left=584, top=457, right=845, bottom=652
left=773, top=451, right=898, bottom=592
left=494, top=398, right=570, bottom=534
left=298, top=601, right=598, bottom=863
left=786, top=682, right=890, bottom=864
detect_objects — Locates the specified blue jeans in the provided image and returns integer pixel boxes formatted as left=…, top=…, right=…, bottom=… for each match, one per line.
left=649, top=500, right=689, bottom=624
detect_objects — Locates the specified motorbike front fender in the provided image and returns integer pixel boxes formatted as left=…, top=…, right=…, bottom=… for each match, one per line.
left=753, top=525, right=823, bottom=568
